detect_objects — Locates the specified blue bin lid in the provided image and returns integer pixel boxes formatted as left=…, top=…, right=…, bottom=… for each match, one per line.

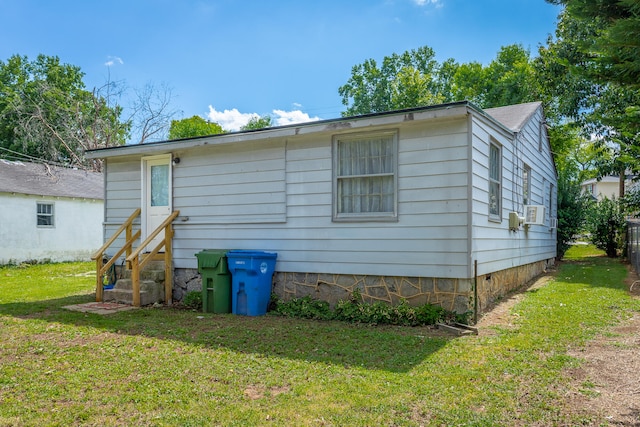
left=227, top=250, right=277, bottom=259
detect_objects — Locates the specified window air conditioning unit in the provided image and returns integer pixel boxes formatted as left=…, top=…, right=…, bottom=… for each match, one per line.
left=524, top=205, right=546, bottom=225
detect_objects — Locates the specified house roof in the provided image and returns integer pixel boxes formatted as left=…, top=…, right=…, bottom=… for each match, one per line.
left=0, top=160, right=104, bottom=200
left=581, top=176, right=620, bottom=186
left=86, top=100, right=544, bottom=159
left=484, top=101, right=542, bottom=132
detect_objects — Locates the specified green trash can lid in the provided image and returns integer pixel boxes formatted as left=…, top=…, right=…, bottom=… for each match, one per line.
left=195, top=249, right=229, bottom=270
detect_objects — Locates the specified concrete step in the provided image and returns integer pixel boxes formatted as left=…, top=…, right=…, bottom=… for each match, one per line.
left=104, top=279, right=165, bottom=306
left=121, top=268, right=165, bottom=282
left=109, top=278, right=163, bottom=292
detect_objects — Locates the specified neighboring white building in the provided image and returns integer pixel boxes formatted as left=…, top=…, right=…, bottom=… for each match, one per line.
left=581, top=176, right=632, bottom=200
left=86, top=101, right=557, bottom=315
left=0, top=160, right=104, bottom=264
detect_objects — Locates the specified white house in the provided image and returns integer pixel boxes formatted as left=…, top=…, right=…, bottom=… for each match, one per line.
left=0, top=160, right=104, bottom=264
left=580, top=176, right=635, bottom=201
left=86, top=101, right=557, bottom=316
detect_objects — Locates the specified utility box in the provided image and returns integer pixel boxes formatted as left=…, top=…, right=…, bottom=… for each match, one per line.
left=226, top=250, right=277, bottom=316
left=195, top=250, right=231, bottom=313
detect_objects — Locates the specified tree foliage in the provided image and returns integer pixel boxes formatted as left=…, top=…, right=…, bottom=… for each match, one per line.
left=556, top=165, right=592, bottom=258
left=585, top=197, right=626, bottom=257
left=168, top=115, right=224, bottom=139
left=0, top=54, right=128, bottom=170
left=240, top=115, right=273, bottom=131
left=338, top=44, right=539, bottom=117
left=547, top=0, right=640, bottom=89
left=338, top=46, right=444, bottom=116
left=539, top=3, right=640, bottom=198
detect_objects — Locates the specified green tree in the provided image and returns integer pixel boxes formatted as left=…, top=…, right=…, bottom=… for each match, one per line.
left=556, top=171, right=591, bottom=258
left=547, top=0, right=640, bottom=89
left=168, top=115, right=224, bottom=139
left=338, top=44, right=539, bottom=116
left=240, top=115, right=273, bottom=131
left=338, top=46, right=444, bottom=116
left=538, top=4, right=640, bottom=196
left=585, top=197, right=626, bottom=257
left=0, top=54, right=128, bottom=170
left=481, top=44, right=538, bottom=108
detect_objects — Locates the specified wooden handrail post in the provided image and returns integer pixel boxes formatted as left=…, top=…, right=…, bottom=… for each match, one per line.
left=95, top=256, right=104, bottom=302
left=92, top=208, right=141, bottom=303
left=164, top=223, right=174, bottom=306
left=126, top=222, right=132, bottom=259
left=131, top=256, right=141, bottom=307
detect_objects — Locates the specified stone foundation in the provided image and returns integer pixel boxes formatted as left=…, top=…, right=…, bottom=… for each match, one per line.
left=173, top=268, right=201, bottom=303
left=272, top=273, right=473, bottom=314
left=171, top=259, right=554, bottom=316
left=475, top=259, right=554, bottom=313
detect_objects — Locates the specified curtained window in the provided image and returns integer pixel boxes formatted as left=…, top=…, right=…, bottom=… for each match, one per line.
left=489, top=142, right=502, bottom=219
left=334, top=131, right=397, bottom=221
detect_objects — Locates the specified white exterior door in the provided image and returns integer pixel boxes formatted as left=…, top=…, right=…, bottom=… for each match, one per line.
left=143, top=155, right=172, bottom=251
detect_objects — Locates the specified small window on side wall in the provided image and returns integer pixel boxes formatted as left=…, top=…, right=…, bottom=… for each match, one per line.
left=333, top=130, right=398, bottom=221
left=489, top=142, right=502, bottom=220
left=523, top=164, right=531, bottom=206
left=37, top=202, right=54, bottom=227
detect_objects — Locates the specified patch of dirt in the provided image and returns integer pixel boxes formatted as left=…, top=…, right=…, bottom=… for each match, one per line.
left=476, top=274, right=554, bottom=337
left=563, top=313, right=640, bottom=426
left=243, top=384, right=291, bottom=400
left=476, top=262, right=640, bottom=426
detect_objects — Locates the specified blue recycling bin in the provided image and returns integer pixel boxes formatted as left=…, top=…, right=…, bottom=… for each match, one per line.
left=226, top=250, right=277, bottom=316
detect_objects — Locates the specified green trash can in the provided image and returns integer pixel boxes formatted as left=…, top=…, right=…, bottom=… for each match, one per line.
left=195, top=250, right=231, bottom=313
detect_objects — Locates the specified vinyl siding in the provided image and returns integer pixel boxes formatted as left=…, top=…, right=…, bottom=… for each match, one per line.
left=470, top=106, right=556, bottom=276
left=166, top=117, right=471, bottom=278
left=103, top=158, right=142, bottom=253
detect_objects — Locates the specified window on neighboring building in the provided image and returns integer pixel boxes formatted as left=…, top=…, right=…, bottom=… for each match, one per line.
left=523, top=164, right=531, bottom=205
left=37, top=202, right=54, bottom=227
left=489, top=142, right=502, bottom=219
left=334, top=130, right=397, bottom=221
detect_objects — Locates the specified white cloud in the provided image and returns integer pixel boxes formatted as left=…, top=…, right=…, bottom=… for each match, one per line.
left=272, top=109, right=321, bottom=127
left=413, top=0, right=442, bottom=7
left=104, top=56, right=124, bottom=67
left=207, top=106, right=321, bottom=131
left=207, top=106, right=258, bottom=131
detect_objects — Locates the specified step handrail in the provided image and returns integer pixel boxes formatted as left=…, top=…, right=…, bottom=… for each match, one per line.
left=126, top=210, right=180, bottom=307
left=92, top=208, right=141, bottom=302
left=126, top=210, right=180, bottom=266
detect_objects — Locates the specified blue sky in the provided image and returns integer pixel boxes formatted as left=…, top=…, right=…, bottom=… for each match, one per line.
left=1, top=0, right=561, bottom=135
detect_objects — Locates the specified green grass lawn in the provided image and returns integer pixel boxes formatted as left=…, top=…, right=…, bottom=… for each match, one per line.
left=1, top=249, right=639, bottom=426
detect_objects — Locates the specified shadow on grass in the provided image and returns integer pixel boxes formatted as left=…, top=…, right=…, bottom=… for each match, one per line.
left=0, top=293, right=451, bottom=373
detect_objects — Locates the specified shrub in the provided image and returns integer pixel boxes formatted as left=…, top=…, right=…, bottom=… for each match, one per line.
left=183, top=291, right=203, bottom=310
left=273, top=290, right=459, bottom=326
left=585, top=196, right=626, bottom=257
left=272, top=295, right=334, bottom=320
